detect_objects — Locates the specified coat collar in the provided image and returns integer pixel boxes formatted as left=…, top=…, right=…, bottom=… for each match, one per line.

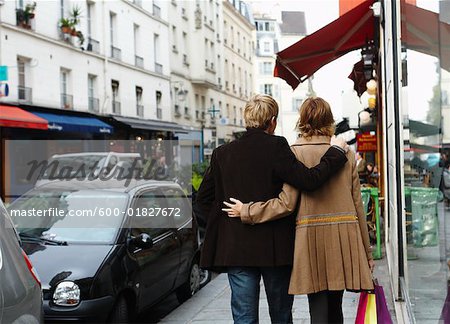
left=294, top=135, right=331, bottom=146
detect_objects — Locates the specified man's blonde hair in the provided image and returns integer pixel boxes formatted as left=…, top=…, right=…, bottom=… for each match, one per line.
left=244, top=94, right=279, bottom=129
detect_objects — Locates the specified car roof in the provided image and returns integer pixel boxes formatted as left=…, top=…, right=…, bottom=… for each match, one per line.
left=30, top=179, right=182, bottom=193
left=51, top=152, right=141, bottom=158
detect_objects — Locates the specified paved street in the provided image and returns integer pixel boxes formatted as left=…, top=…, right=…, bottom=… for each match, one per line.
left=159, top=258, right=396, bottom=323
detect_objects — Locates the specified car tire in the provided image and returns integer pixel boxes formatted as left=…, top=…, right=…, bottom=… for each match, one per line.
left=199, top=268, right=211, bottom=288
left=176, top=259, right=201, bottom=303
left=109, top=296, right=129, bottom=323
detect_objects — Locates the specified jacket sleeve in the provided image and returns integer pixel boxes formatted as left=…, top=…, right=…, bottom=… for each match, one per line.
left=195, top=150, right=217, bottom=237
left=351, top=153, right=373, bottom=261
left=240, top=183, right=299, bottom=225
left=274, top=136, right=347, bottom=191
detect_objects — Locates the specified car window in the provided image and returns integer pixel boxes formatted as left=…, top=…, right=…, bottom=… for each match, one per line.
left=131, top=189, right=174, bottom=238
left=161, top=188, right=192, bottom=229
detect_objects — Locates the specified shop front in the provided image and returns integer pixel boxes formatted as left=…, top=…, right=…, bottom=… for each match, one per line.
left=381, top=0, right=450, bottom=322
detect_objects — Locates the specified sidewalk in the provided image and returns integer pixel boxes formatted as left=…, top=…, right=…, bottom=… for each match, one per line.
left=160, top=258, right=396, bottom=323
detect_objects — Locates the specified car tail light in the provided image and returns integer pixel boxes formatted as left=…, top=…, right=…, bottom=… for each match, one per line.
left=21, top=249, right=41, bottom=287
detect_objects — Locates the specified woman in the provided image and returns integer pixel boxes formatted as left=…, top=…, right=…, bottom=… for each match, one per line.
left=224, top=97, right=374, bottom=324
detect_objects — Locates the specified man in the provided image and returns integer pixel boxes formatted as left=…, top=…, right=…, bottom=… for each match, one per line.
left=195, top=95, right=348, bottom=324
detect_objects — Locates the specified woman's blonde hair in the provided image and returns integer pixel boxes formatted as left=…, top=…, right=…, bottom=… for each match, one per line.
left=296, top=97, right=335, bottom=138
left=244, top=94, right=279, bottom=129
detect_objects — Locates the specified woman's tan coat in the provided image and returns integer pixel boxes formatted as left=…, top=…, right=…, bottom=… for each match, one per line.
left=240, top=136, right=374, bottom=294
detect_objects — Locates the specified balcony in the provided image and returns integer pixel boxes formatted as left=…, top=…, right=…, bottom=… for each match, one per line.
left=155, top=62, right=163, bottom=74
left=88, top=97, right=99, bottom=113
left=112, top=101, right=121, bottom=114
left=135, top=55, right=144, bottom=69
left=153, top=4, right=161, bottom=18
left=87, top=37, right=100, bottom=54
left=136, top=104, right=144, bottom=117
left=157, top=108, right=162, bottom=119
left=18, top=86, right=32, bottom=104
left=111, top=45, right=122, bottom=60
left=61, top=93, right=73, bottom=110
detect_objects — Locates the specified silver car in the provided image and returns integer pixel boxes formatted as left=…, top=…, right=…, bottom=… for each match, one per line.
left=0, top=200, right=43, bottom=324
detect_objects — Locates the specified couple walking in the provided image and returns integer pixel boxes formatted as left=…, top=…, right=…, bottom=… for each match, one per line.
left=196, top=95, right=374, bottom=324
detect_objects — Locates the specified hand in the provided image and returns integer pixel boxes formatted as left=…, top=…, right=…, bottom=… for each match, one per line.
left=222, top=198, right=243, bottom=217
left=330, top=135, right=349, bottom=153
left=368, top=259, right=375, bottom=273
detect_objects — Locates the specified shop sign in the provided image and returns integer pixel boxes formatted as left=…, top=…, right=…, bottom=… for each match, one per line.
left=356, top=132, right=377, bottom=152
left=0, top=66, right=8, bottom=81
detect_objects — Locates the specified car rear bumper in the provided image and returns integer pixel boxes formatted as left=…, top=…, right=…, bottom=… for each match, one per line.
left=44, top=296, right=114, bottom=322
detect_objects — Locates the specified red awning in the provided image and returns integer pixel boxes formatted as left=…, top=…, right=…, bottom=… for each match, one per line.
left=0, top=105, right=48, bottom=130
left=275, top=0, right=375, bottom=90
left=401, top=2, right=450, bottom=71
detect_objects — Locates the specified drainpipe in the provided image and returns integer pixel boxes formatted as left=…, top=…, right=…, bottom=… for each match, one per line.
left=101, top=0, right=109, bottom=115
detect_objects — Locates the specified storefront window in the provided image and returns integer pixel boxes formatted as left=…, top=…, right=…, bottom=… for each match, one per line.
left=401, top=0, right=450, bottom=321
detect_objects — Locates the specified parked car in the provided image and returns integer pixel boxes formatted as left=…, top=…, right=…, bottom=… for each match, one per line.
left=7, top=179, right=207, bottom=323
left=35, top=152, right=142, bottom=187
left=0, top=199, right=43, bottom=324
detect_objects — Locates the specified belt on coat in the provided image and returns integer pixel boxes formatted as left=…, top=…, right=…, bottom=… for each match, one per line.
left=296, top=212, right=358, bottom=227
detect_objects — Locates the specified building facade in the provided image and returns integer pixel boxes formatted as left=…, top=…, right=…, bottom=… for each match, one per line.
left=252, top=10, right=310, bottom=144
left=168, top=0, right=254, bottom=156
left=0, top=0, right=171, bottom=121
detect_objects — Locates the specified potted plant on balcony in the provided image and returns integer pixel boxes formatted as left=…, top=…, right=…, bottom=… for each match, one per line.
left=24, top=2, right=36, bottom=20
left=69, top=5, right=82, bottom=35
left=59, top=17, right=72, bottom=34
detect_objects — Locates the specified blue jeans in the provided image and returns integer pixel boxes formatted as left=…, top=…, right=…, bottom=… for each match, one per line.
left=227, top=266, right=294, bottom=324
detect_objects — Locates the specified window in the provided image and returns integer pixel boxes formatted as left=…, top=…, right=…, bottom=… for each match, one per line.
left=88, top=75, right=98, bottom=112
left=112, top=80, right=119, bottom=101
left=292, top=98, right=303, bottom=112
left=260, top=62, right=273, bottom=75
left=88, top=75, right=95, bottom=98
left=261, top=84, right=273, bottom=96
left=154, top=33, right=160, bottom=64
left=87, top=2, right=93, bottom=38
left=110, top=12, right=116, bottom=46
left=60, top=0, right=65, bottom=18
left=264, top=41, right=271, bottom=53
left=136, top=86, right=143, bottom=105
left=60, top=70, right=68, bottom=95
left=134, top=24, right=140, bottom=57
left=172, top=26, right=177, bottom=51
left=18, top=59, right=25, bottom=88
left=156, top=91, right=162, bottom=119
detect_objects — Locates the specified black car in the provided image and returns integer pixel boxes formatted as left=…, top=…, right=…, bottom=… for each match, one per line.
left=8, top=179, right=205, bottom=323
left=0, top=199, right=43, bottom=324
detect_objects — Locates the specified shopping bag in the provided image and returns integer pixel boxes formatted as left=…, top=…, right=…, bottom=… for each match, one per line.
left=355, top=291, right=377, bottom=324
left=355, top=282, right=393, bottom=324
left=374, top=283, right=393, bottom=324
left=440, top=284, right=450, bottom=323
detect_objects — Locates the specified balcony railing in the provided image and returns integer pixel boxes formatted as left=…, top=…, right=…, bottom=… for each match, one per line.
left=137, top=104, right=144, bottom=117
left=88, top=97, right=99, bottom=113
left=87, top=37, right=100, bottom=54
left=155, top=62, right=163, bottom=74
left=111, top=45, right=122, bottom=60
left=135, top=55, right=144, bottom=68
left=112, top=101, right=121, bottom=114
left=18, top=86, right=32, bottom=103
left=157, top=108, right=162, bottom=119
left=61, top=93, right=74, bottom=110
left=153, top=4, right=161, bottom=18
